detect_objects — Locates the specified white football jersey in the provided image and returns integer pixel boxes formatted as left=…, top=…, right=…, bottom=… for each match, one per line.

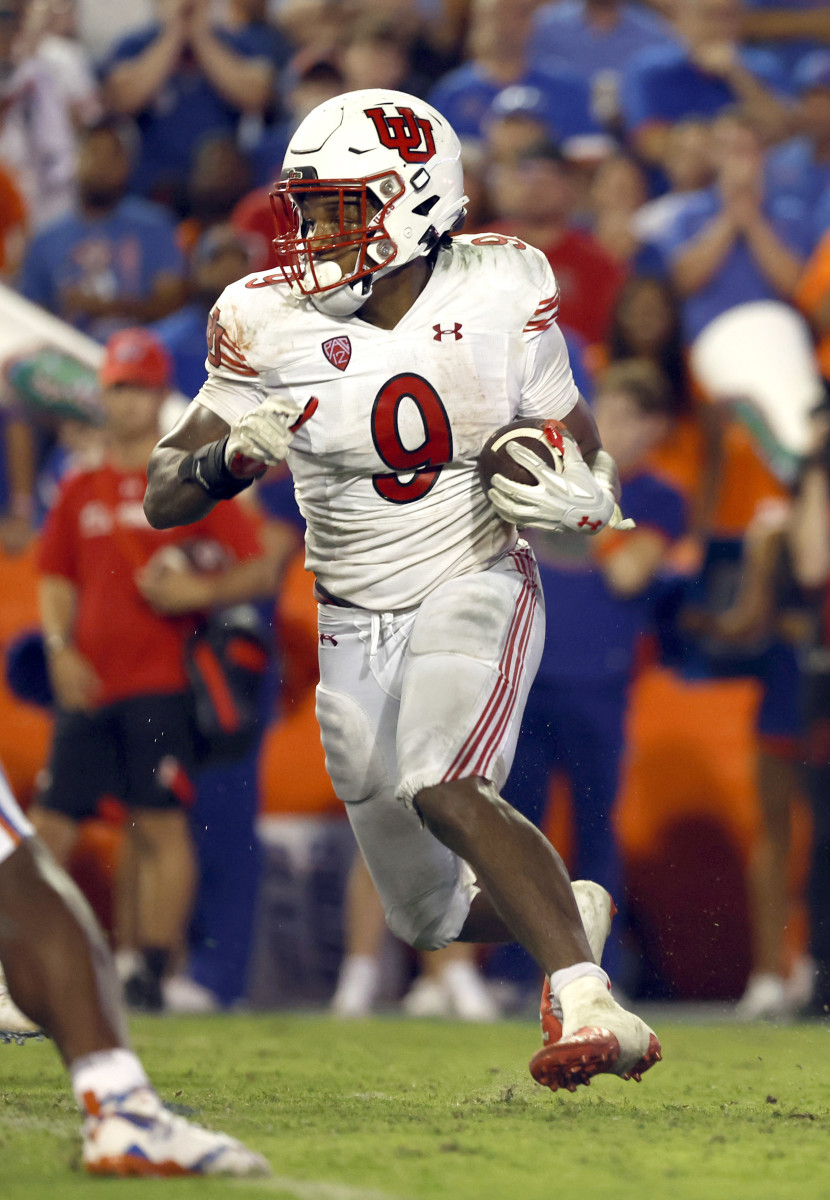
left=193, top=234, right=578, bottom=610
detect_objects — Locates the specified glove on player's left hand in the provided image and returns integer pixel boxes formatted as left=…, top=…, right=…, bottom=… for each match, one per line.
left=488, top=438, right=635, bottom=534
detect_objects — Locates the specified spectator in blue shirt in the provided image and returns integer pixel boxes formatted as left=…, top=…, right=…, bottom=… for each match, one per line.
left=656, top=108, right=813, bottom=344
left=741, top=0, right=828, bottom=77
left=620, top=0, right=792, bottom=169
left=428, top=0, right=605, bottom=151
left=527, top=0, right=679, bottom=130
left=101, top=0, right=289, bottom=206
left=153, top=223, right=256, bottom=399
left=767, top=50, right=830, bottom=212
left=17, top=117, right=186, bottom=341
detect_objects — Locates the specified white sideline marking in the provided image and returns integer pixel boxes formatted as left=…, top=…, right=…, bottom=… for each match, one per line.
left=233, top=1176, right=405, bottom=1200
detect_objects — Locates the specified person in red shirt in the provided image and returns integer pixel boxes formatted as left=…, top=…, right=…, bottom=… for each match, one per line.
left=29, top=327, right=273, bottom=1012
left=486, top=140, right=627, bottom=345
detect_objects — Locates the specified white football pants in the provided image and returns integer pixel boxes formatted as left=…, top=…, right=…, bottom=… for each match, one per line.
left=315, top=543, right=545, bottom=949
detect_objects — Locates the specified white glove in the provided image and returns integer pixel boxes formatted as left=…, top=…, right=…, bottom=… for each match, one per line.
left=225, top=395, right=318, bottom=474
left=487, top=438, right=636, bottom=534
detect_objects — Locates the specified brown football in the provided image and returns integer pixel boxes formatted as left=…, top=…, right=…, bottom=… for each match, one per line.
left=477, top=418, right=568, bottom=491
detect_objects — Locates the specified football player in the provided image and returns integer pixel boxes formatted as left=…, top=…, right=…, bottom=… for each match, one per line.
left=0, top=765, right=269, bottom=1176
left=144, top=88, right=661, bottom=1091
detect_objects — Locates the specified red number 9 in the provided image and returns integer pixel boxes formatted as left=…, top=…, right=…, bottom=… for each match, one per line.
left=371, top=374, right=453, bottom=503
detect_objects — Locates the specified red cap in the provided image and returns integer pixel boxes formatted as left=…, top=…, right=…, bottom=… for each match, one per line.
left=99, top=329, right=172, bottom=390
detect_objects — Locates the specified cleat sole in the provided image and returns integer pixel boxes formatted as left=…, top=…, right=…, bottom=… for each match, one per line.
left=529, top=1026, right=662, bottom=1093
left=86, top=1156, right=194, bottom=1177
left=529, top=1025, right=620, bottom=1092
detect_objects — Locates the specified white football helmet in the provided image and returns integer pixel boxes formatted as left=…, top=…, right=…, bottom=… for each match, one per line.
left=270, top=89, right=467, bottom=315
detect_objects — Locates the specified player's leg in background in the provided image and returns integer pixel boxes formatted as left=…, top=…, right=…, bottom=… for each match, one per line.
left=0, top=836, right=127, bottom=1059
left=0, top=769, right=269, bottom=1177
left=27, top=808, right=78, bottom=864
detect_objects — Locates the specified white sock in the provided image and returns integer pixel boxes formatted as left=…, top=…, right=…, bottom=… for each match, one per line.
left=114, top=949, right=143, bottom=983
left=336, top=955, right=379, bottom=991
left=440, top=959, right=481, bottom=984
left=549, top=962, right=609, bottom=1006
left=70, top=1048, right=152, bottom=1114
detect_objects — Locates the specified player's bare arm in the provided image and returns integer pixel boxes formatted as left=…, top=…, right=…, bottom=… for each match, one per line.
left=144, top=402, right=232, bottom=529
left=145, top=390, right=316, bottom=531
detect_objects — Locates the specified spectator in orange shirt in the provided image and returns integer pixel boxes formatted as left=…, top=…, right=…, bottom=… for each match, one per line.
left=796, top=227, right=830, bottom=384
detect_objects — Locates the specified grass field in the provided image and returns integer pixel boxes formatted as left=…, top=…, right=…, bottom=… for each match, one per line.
left=2, top=1012, right=829, bottom=1200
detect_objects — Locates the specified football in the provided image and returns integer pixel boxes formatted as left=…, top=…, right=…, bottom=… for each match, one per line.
left=477, top=418, right=568, bottom=492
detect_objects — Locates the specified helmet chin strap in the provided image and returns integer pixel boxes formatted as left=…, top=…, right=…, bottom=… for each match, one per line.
left=301, top=261, right=374, bottom=317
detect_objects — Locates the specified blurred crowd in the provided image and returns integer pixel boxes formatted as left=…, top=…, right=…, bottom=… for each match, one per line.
left=3, top=0, right=830, bottom=1026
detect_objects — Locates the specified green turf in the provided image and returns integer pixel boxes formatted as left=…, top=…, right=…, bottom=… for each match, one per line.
left=2, top=1013, right=829, bottom=1200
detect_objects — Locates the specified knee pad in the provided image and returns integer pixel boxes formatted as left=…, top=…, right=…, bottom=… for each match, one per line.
left=384, top=860, right=478, bottom=951
left=315, top=685, right=391, bottom=803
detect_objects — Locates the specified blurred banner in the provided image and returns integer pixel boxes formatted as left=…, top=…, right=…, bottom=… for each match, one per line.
left=0, top=283, right=186, bottom=427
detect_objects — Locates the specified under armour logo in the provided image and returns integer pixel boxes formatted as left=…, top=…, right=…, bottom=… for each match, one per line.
left=364, top=106, right=436, bottom=163
left=433, top=323, right=462, bottom=341
left=578, top=515, right=603, bottom=531
left=319, top=633, right=338, bottom=647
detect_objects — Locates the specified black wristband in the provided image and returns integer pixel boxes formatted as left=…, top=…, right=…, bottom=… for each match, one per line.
left=177, top=436, right=255, bottom=500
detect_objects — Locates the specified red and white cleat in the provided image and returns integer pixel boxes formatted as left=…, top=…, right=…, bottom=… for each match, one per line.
left=532, top=976, right=661, bottom=1093
left=540, top=881, right=617, bottom=1046
left=82, top=1087, right=270, bottom=1177
left=530, top=1026, right=662, bottom=1092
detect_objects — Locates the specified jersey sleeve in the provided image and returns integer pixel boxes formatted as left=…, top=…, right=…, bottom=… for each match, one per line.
left=517, top=252, right=579, bottom=421
left=191, top=284, right=268, bottom=426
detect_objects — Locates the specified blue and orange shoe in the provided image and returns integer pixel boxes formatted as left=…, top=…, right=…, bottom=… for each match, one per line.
left=82, top=1087, right=270, bottom=1177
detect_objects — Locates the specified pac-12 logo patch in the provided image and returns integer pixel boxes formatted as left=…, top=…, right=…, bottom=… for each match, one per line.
left=364, top=106, right=436, bottom=164
left=322, top=336, right=352, bottom=371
